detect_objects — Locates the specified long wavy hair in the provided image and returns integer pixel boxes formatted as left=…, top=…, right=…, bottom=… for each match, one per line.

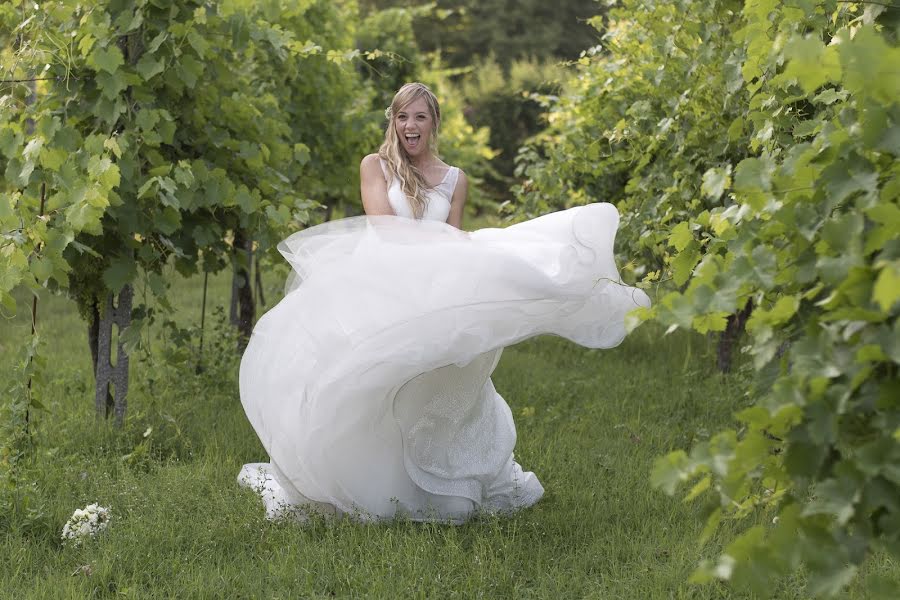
left=378, top=82, right=441, bottom=218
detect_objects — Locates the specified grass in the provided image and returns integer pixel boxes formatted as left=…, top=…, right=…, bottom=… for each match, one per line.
left=1, top=266, right=898, bottom=599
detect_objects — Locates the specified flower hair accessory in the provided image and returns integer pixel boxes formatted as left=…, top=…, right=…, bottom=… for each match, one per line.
left=384, top=106, right=393, bottom=120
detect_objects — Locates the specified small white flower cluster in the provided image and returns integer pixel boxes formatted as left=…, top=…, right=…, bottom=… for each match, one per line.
left=61, top=503, right=111, bottom=546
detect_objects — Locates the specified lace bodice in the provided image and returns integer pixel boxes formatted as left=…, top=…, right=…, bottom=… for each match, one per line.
left=379, top=158, right=459, bottom=222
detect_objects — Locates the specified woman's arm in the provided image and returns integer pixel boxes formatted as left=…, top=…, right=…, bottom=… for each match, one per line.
left=360, top=154, right=394, bottom=216
left=446, top=169, right=468, bottom=229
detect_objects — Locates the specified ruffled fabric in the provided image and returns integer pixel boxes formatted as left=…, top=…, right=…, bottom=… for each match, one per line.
left=238, top=203, right=650, bottom=522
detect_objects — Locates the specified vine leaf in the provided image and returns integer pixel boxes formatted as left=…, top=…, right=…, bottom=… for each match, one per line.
left=88, top=46, right=124, bottom=74
left=873, top=262, right=900, bottom=312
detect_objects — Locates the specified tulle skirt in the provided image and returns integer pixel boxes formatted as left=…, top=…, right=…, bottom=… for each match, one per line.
left=238, top=203, right=650, bottom=522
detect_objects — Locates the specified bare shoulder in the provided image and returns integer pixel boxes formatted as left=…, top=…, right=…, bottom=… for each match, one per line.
left=452, top=168, right=468, bottom=203
left=454, top=167, right=468, bottom=194
left=360, top=153, right=382, bottom=172
left=446, top=167, right=467, bottom=228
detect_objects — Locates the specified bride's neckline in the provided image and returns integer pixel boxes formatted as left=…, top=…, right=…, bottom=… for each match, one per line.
left=428, top=166, right=453, bottom=188
left=414, top=160, right=452, bottom=188
left=380, top=157, right=454, bottom=189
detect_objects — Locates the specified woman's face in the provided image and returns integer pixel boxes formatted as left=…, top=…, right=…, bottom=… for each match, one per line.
left=394, top=96, right=433, bottom=159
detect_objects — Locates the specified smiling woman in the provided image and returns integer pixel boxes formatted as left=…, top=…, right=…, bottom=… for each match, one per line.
left=359, top=82, right=466, bottom=227
left=236, top=82, right=650, bottom=524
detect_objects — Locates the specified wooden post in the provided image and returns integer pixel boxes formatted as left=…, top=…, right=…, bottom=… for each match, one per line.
left=230, top=228, right=255, bottom=351
left=94, top=285, right=133, bottom=427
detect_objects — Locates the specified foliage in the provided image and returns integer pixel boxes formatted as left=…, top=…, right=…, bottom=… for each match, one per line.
left=513, top=0, right=747, bottom=275
left=0, top=336, right=46, bottom=534
left=459, top=54, right=562, bottom=200
left=355, top=2, right=431, bottom=110
left=420, top=57, right=498, bottom=213
left=361, top=0, right=603, bottom=70
left=0, top=0, right=367, bottom=322
left=516, top=0, right=900, bottom=595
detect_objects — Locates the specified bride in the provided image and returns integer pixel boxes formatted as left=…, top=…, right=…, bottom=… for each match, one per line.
left=238, top=82, right=650, bottom=523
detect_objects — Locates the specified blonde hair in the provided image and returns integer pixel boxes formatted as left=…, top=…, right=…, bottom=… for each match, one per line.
left=378, top=82, right=441, bottom=218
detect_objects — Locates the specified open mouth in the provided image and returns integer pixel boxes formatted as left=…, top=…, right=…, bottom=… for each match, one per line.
left=405, top=133, right=421, bottom=149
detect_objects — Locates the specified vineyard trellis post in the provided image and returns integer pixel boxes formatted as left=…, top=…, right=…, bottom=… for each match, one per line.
left=230, top=228, right=255, bottom=351
left=93, top=285, right=133, bottom=427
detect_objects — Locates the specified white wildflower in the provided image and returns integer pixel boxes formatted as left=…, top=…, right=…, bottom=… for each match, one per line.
left=61, top=503, right=111, bottom=546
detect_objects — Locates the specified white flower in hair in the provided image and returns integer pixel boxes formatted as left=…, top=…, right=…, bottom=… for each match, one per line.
left=384, top=106, right=393, bottom=120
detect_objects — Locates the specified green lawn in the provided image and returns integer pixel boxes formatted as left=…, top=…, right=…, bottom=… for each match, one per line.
left=1, top=268, right=897, bottom=599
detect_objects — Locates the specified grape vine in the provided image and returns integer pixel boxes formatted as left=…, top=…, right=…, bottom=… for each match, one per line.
left=515, top=1, right=899, bottom=595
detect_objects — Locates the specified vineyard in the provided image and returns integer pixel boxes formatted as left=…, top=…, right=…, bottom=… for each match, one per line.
left=2, top=1, right=899, bottom=598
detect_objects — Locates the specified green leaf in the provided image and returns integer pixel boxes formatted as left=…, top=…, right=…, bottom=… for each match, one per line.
left=768, top=295, right=800, bottom=326
left=147, top=32, right=167, bottom=53
left=104, top=137, right=123, bottom=159
left=77, top=33, right=95, bottom=57
left=839, top=26, right=900, bottom=105
left=0, top=291, right=16, bottom=315
left=812, top=88, right=848, bottom=105
left=177, top=56, right=204, bottom=89
left=802, top=478, right=859, bottom=525
left=668, top=222, right=693, bottom=252
left=187, top=30, right=209, bottom=57
left=727, top=116, right=744, bottom=143
left=782, top=36, right=841, bottom=94
left=294, top=143, right=310, bottom=166
left=734, top=157, right=773, bottom=209
left=873, top=262, right=900, bottom=312
left=235, top=187, right=256, bottom=213
left=156, top=207, right=181, bottom=235
left=30, top=255, right=54, bottom=282
left=96, top=70, right=128, bottom=100
left=792, top=120, right=820, bottom=139
left=39, top=147, right=67, bottom=171
left=65, top=202, right=104, bottom=235
left=671, top=242, right=700, bottom=287
left=806, top=564, right=859, bottom=599
left=651, top=450, right=693, bottom=495
left=658, top=292, right=696, bottom=331
left=693, top=312, right=729, bottom=334
left=684, top=475, right=711, bottom=502
left=102, top=254, right=137, bottom=293
left=734, top=159, right=769, bottom=191
left=89, top=46, right=124, bottom=74
left=174, top=162, right=194, bottom=187
left=701, top=167, right=731, bottom=201
left=0, top=249, right=28, bottom=293
left=0, top=126, right=22, bottom=158
left=136, top=55, right=165, bottom=81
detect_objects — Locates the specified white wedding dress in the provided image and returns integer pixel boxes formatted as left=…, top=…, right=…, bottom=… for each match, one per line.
left=238, top=160, right=650, bottom=523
